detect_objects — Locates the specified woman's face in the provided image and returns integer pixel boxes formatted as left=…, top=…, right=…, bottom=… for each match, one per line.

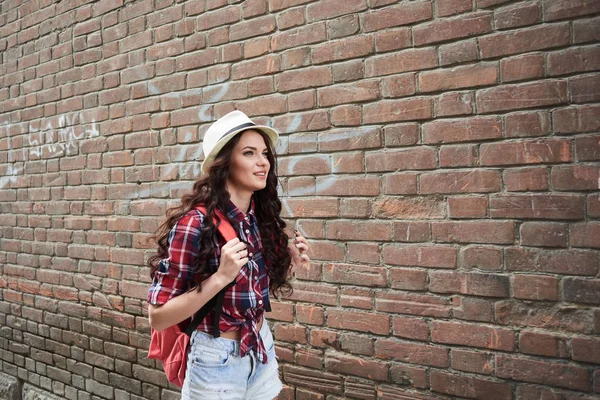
left=226, top=129, right=271, bottom=194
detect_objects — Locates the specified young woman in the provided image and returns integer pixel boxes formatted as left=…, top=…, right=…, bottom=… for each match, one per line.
left=147, top=110, right=310, bottom=399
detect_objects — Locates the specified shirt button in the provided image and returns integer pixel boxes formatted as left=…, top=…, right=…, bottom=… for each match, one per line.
left=245, top=229, right=250, bottom=234
left=255, top=276, right=259, bottom=281
left=249, top=252, right=253, bottom=258
left=258, top=300, right=263, bottom=305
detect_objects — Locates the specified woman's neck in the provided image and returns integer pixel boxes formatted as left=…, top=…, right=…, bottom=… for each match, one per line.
left=227, top=189, right=252, bottom=214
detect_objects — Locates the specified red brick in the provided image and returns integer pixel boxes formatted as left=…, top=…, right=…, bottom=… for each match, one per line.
left=390, top=315, right=428, bottom=341
left=326, top=309, right=389, bottom=335
left=382, top=173, right=418, bottom=195
left=318, top=126, right=381, bottom=151
left=383, top=123, right=419, bottom=147
left=363, top=97, right=432, bottom=123
left=505, top=247, right=598, bottom=276
left=381, top=73, right=416, bottom=98
left=552, top=165, right=600, bottom=191
left=323, top=263, right=386, bottom=287
left=316, top=176, right=380, bottom=196
left=274, top=323, right=308, bottom=344
left=390, top=268, right=427, bottom=290
left=325, top=351, right=388, bottom=381
left=362, top=1, right=432, bottom=32
left=570, top=222, right=600, bottom=249
left=309, top=329, right=339, bottom=349
left=431, top=320, right=514, bottom=350
left=267, top=301, right=294, bottom=322
left=327, top=220, right=391, bottom=241
left=448, top=196, right=487, bottom=218
left=420, top=170, right=501, bottom=194
left=495, top=1, right=539, bottom=29
left=459, top=246, right=503, bottom=270
left=430, top=270, right=510, bottom=298
left=414, top=11, right=492, bottom=45
left=390, top=364, right=428, bottom=388
left=317, top=80, right=379, bottom=107
left=375, top=28, right=411, bottom=52
left=430, top=371, right=512, bottom=400
left=231, top=55, right=280, bottom=80
left=501, top=53, right=544, bottom=82
left=569, top=74, right=600, bottom=103
left=277, top=66, right=331, bottom=92
left=437, top=0, right=473, bottom=17
left=306, top=0, right=366, bottom=22
left=383, top=244, right=456, bottom=268
left=285, top=282, right=338, bottom=305
left=330, top=105, right=361, bottom=126
left=439, top=39, right=479, bottom=66
left=419, top=63, right=497, bottom=93
left=435, top=91, right=475, bottom=116
left=480, top=23, right=569, bottom=59
left=496, top=355, right=590, bottom=391
left=280, top=198, right=338, bottom=218
left=432, top=221, right=515, bottom=244
left=440, top=144, right=478, bottom=168
left=505, top=111, right=551, bottom=138
left=236, top=94, right=286, bottom=116
left=553, top=105, right=600, bottom=134
left=366, top=147, right=436, bottom=171
left=365, top=48, right=437, bottom=77
left=273, top=110, right=330, bottom=134
left=340, top=287, right=373, bottom=310
left=513, top=274, right=559, bottom=301
left=393, top=221, right=430, bottom=242
left=271, top=22, right=327, bottom=51
left=327, top=15, right=360, bottom=40
left=332, top=59, right=364, bottom=82
left=574, top=16, right=600, bottom=44
left=347, top=243, right=379, bottom=264
left=520, top=222, right=567, bottom=247
left=277, top=7, right=305, bottom=30
left=375, top=338, right=449, bottom=367
left=423, top=116, right=501, bottom=144
left=288, top=90, right=315, bottom=111
left=373, top=196, right=445, bottom=220
left=311, top=35, right=372, bottom=64
left=451, top=349, right=493, bottom=375
left=519, top=330, right=567, bottom=358
left=504, top=167, right=549, bottom=192
left=295, top=304, right=324, bottom=326
left=564, top=278, right=600, bottom=305
left=543, top=0, right=600, bottom=21
left=477, top=80, right=568, bottom=113
left=571, top=336, right=600, bottom=364
left=230, top=15, right=275, bottom=41
left=548, top=45, right=600, bottom=76
left=589, top=193, right=600, bottom=217
left=481, top=139, right=571, bottom=166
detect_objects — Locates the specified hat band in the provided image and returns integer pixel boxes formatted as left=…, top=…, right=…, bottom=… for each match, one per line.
left=222, top=122, right=256, bottom=137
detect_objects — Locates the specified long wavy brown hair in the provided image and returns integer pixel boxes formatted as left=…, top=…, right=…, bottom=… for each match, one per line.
left=147, top=129, right=292, bottom=297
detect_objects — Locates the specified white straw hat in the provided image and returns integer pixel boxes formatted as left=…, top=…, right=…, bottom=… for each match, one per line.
left=201, top=110, right=279, bottom=175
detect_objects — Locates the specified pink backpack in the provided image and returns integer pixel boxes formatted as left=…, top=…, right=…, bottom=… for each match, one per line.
left=148, top=206, right=237, bottom=387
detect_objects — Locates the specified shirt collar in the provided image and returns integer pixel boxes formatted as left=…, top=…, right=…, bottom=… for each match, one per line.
left=226, top=197, right=255, bottom=224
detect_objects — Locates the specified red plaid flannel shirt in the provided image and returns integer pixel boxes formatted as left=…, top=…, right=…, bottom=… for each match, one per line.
left=148, top=199, right=273, bottom=363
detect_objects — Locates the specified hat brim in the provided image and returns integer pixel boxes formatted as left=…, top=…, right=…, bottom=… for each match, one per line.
left=201, top=125, right=279, bottom=175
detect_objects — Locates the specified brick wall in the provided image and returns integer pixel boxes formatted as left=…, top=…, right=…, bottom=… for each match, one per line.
left=1, top=0, right=599, bottom=399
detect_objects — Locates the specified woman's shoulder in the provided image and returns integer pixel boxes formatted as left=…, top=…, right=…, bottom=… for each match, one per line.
left=176, top=207, right=208, bottom=229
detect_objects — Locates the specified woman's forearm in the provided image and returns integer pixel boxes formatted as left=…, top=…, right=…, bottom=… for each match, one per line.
left=148, top=272, right=230, bottom=332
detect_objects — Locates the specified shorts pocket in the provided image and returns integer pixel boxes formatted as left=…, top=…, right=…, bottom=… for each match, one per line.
left=191, top=344, right=231, bottom=369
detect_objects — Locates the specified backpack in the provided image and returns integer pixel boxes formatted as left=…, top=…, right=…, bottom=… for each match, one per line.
left=148, top=205, right=237, bottom=387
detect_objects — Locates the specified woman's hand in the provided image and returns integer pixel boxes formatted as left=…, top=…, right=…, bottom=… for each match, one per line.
left=215, top=238, right=248, bottom=284
left=288, top=230, right=310, bottom=275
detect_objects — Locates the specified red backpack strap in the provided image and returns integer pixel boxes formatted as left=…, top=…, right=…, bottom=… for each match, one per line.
left=195, top=205, right=237, bottom=241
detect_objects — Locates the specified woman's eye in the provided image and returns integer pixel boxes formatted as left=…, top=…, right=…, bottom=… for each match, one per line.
left=244, top=151, right=253, bottom=156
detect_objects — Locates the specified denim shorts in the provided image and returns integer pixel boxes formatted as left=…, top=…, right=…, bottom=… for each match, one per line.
left=181, top=319, right=282, bottom=400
